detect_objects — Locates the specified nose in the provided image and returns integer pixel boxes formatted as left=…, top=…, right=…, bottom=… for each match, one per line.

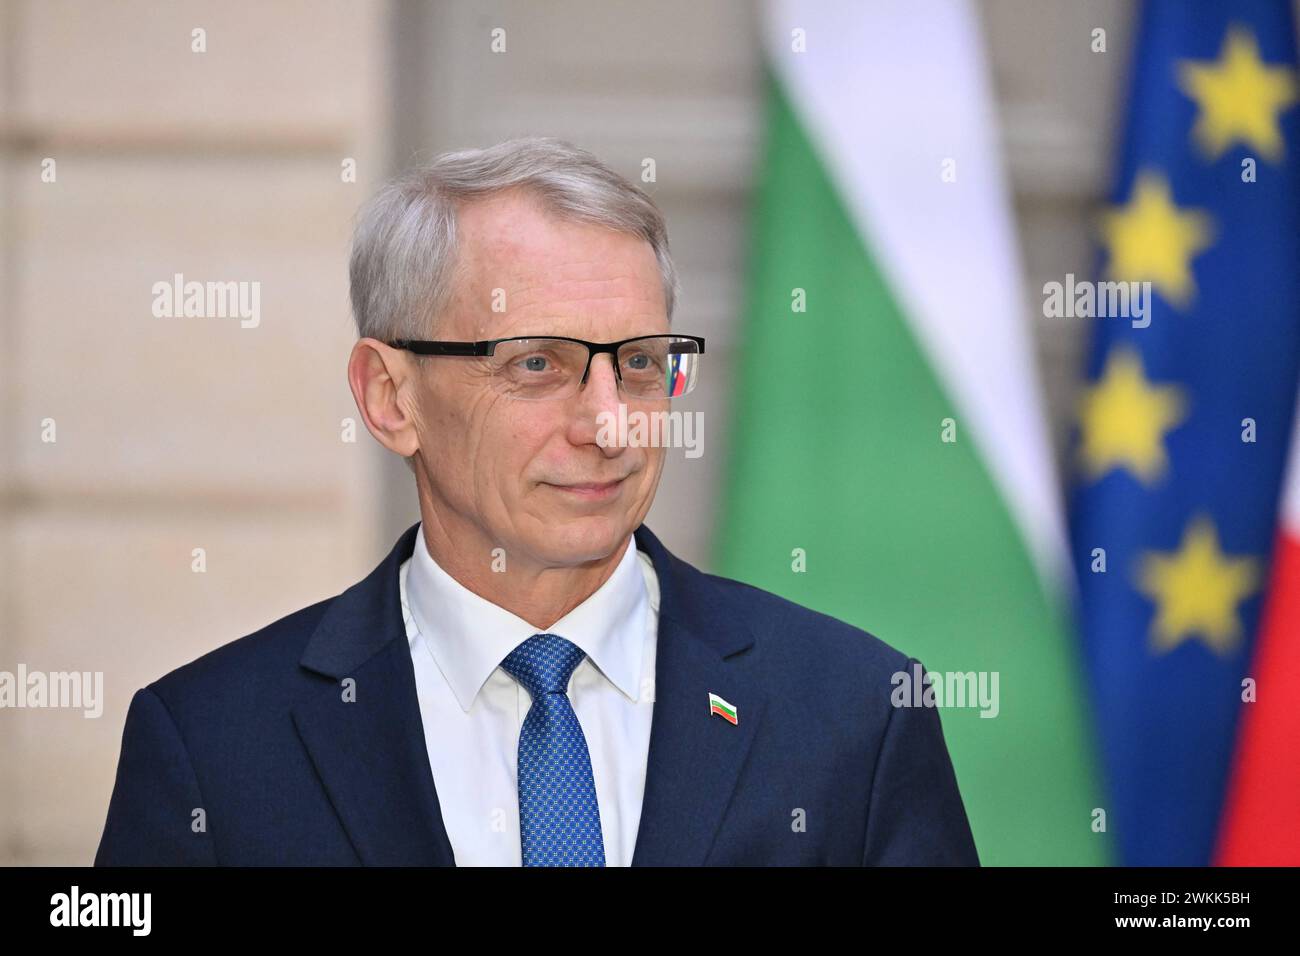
left=568, top=352, right=626, bottom=454
left=580, top=351, right=622, bottom=403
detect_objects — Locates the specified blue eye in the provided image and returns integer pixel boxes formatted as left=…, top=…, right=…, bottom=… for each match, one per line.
left=521, top=355, right=549, bottom=372
left=623, top=350, right=663, bottom=375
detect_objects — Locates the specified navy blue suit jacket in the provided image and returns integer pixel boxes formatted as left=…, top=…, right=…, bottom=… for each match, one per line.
left=95, top=521, right=979, bottom=866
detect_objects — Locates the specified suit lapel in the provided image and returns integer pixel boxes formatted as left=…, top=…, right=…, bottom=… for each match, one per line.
left=630, top=525, right=765, bottom=866
left=292, top=522, right=456, bottom=865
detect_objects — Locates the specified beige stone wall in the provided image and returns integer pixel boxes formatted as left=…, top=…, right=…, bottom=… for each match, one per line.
left=0, top=0, right=391, bottom=865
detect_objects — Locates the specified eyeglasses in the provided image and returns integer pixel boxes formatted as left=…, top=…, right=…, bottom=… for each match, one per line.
left=386, top=334, right=704, bottom=401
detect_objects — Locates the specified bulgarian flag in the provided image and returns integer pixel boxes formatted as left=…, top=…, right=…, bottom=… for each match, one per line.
left=710, top=692, right=739, bottom=725
left=1216, top=386, right=1300, bottom=865
left=716, top=0, right=1112, bottom=864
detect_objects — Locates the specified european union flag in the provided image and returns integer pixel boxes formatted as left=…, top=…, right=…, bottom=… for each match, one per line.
left=1070, top=0, right=1300, bottom=865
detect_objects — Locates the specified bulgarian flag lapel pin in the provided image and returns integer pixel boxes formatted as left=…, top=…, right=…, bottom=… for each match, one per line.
left=709, top=692, right=738, bottom=725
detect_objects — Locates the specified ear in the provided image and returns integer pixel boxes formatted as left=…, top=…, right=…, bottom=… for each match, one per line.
left=347, top=338, right=422, bottom=458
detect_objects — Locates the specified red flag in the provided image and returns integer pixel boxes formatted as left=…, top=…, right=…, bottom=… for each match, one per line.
left=1216, top=398, right=1300, bottom=864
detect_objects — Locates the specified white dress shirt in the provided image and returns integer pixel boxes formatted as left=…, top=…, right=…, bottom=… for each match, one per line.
left=398, top=521, right=660, bottom=866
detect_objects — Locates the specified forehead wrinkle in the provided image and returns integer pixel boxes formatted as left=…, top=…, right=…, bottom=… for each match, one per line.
left=460, top=255, right=655, bottom=301
left=508, top=259, right=665, bottom=301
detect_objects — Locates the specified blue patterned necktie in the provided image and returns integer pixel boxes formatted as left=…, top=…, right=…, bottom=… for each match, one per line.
left=499, top=632, right=606, bottom=866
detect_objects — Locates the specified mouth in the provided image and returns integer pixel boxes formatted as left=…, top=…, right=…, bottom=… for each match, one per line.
left=543, top=477, right=627, bottom=501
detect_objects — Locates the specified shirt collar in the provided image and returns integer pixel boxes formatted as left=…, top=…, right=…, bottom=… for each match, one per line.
left=403, top=522, right=649, bottom=711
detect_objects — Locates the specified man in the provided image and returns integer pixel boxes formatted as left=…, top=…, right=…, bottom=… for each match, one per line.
left=95, top=137, right=979, bottom=866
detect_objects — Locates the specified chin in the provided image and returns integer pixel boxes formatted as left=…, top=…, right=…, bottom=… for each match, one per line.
left=533, top=512, right=636, bottom=566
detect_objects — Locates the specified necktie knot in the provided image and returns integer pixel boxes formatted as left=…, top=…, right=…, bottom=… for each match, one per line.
left=500, top=632, right=587, bottom=698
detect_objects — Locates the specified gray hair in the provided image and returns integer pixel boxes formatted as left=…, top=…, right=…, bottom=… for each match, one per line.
left=348, top=136, right=680, bottom=345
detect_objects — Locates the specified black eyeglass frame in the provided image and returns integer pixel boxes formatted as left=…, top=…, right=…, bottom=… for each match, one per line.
left=386, top=333, right=705, bottom=390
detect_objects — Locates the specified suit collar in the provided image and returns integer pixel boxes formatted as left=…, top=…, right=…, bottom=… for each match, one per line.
left=294, top=520, right=765, bottom=866
left=298, top=521, right=421, bottom=679
left=299, top=521, right=757, bottom=678
left=403, top=522, right=649, bottom=710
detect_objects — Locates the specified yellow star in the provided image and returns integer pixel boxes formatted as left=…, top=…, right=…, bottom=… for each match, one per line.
left=1099, top=172, right=1213, bottom=308
left=1178, top=26, right=1297, bottom=161
left=1135, top=515, right=1261, bottom=655
left=1077, top=345, right=1188, bottom=484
